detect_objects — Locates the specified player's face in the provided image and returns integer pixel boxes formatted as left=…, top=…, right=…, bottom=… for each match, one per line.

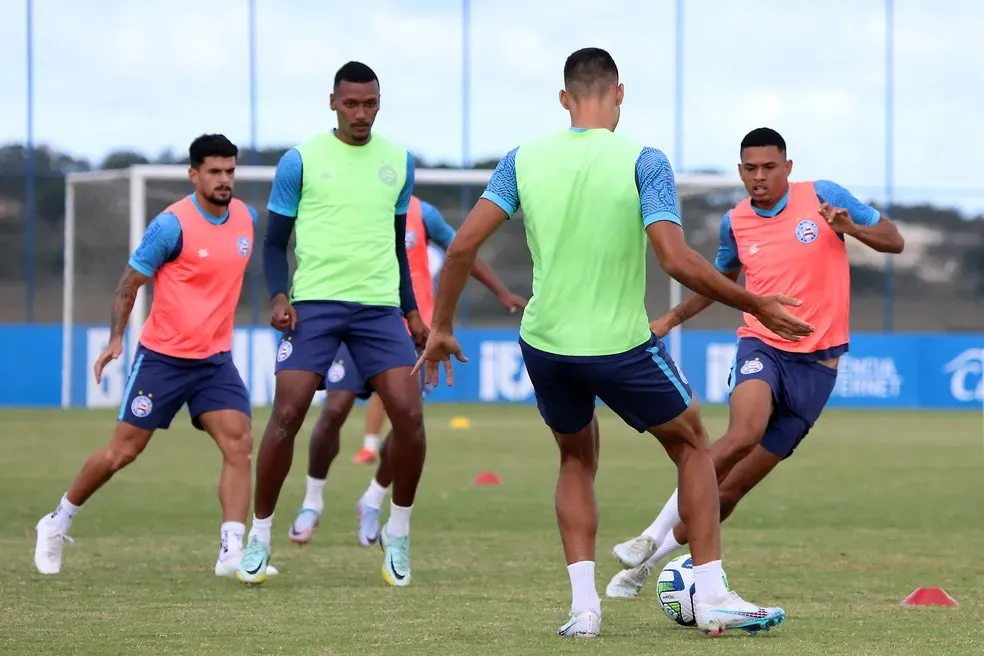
left=190, top=156, right=236, bottom=207
left=738, top=146, right=792, bottom=206
left=330, top=80, right=380, bottom=144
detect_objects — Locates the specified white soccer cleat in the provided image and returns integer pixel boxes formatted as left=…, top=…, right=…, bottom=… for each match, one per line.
left=288, top=508, right=320, bottom=545
left=356, top=499, right=381, bottom=547
left=557, top=611, right=601, bottom=638
left=612, top=535, right=657, bottom=568
left=215, top=549, right=279, bottom=578
left=34, top=516, right=73, bottom=575
left=694, top=590, right=785, bottom=637
left=605, top=563, right=653, bottom=598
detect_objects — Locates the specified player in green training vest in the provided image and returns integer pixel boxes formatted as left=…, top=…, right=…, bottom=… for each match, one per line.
left=240, top=62, right=428, bottom=588
left=414, top=48, right=812, bottom=638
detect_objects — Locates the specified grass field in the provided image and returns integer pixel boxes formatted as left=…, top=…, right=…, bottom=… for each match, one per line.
left=1, top=404, right=982, bottom=655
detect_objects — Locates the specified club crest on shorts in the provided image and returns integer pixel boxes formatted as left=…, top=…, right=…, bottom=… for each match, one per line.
left=405, top=230, right=418, bottom=249
left=327, top=361, right=345, bottom=383
left=740, top=358, right=764, bottom=375
left=237, top=236, right=251, bottom=256
left=795, top=219, right=819, bottom=244
left=277, top=339, right=293, bottom=362
left=130, top=394, right=153, bottom=417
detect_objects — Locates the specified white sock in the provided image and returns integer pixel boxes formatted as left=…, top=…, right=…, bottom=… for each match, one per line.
left=647, top=528, right=684, bottom=565
left=385, top=502, right=412, bottom=538
left=303, top=476, right=326, bottom=512
left=693, top=559, right=729, bottom=604
left=643, top=488, right=680, bottom=542
left=362, top=477, right=389, bottom=510
left=220, top=521, right=246, bottom=556
left=49, top=494, right=81, bottom=533
left=364, top=434, right=380, bottom=452
left=567, top=561, right=601, bottom=615
left=248, top=514, right=273, bottom=545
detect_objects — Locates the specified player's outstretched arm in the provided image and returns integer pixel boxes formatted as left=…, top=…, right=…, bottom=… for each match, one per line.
left=109, top=265, right=150, bottom=344
left=815, top=180, right=904, bottom=254
left=421, top=200, right=526, bottom=312
left=650, top=211, right=742, bottom=337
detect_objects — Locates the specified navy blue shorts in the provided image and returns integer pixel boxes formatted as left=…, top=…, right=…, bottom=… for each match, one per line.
left=519, top=334, right=693, bottom=434
left=274, top=301, right=417, bottom=387
left=118, top=345, right=251, bottom=431
left=324, top=343, right=427, bottom=400
left=728, top=337, right=838, bottom=459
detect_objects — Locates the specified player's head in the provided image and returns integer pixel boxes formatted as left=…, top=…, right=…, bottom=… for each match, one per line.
left=738, top=127, right=792, bottom=206
left=188, top=134, right=238, bottom=207
left=330, top=61, right=380, bottom=144
left=559, top=48, right=623, bottom=130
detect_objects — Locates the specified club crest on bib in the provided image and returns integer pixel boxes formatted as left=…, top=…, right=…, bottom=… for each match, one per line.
left=795, top=219, right=819, bottom=244
left=379, top=164, right=397, bottom=186
left=277, top=339, right=293, bottom=362
left=740, top=358, right=763, bottom=375
left=405, top=230, right=418, bottom=249
left=327, top=361, right=346, bottom=383
left=237, top=236, right=251, bottom=256
left=130, top=394, right=153, bottom=417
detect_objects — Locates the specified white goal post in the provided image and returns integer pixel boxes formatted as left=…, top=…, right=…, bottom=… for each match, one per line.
left=62, top=164, right=741, bottom=408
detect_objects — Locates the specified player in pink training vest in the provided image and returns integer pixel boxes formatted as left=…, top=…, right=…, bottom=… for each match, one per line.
left=606, top=127, right=905, bottom=598
left=33, top=134, right=279, bottom=579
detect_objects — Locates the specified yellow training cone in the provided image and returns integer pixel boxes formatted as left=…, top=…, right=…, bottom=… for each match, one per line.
left=449, top=416, right=472, bottom=429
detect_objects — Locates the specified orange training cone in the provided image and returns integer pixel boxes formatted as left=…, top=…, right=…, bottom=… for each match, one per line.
left=901, top=587, right=959, bottom=607
left=473, top=472, right=501, bottom=486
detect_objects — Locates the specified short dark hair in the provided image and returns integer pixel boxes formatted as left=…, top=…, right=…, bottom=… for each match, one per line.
left=334, top=61, right=378, bottom=90
left=189, top=134, right=238, bottom=168
left=563, top=47, right=618, bottom=97
left=740, top=128, right=786, bottom=156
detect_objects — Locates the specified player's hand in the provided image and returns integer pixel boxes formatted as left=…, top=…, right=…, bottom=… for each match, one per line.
left=497, top=291, right=528, bottom=313
left=406, top=311, right=430, bottom=350
left=270, top=294, right=298, bottom=332
left=93, top=336, right=124, bottom=384
left=818, top=203, right=857, bottom=236
left=411, top=330, right=467, bottom=387
left=750, top=294, right=815, bottom=342
left=648, top=314, right=675, bottom=338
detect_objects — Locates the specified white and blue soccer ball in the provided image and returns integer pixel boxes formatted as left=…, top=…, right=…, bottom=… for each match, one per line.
left=656, top=554, right=698, bottom=626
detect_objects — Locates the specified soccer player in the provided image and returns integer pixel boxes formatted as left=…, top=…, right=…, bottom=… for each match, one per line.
left=606, top=127, right=905, bottom=598
left=238, top=61, right=427, bottom=587
left=413, top=49, right=810, bottom=638
left=33, top=134, right=279, bottom=578
left=290, top=194, right=526, bottom=545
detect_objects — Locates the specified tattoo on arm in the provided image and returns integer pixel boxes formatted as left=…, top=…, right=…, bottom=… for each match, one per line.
left=110, top=266, right=148, bottom=340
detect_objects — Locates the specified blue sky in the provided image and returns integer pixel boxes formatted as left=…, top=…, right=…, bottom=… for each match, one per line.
left=1, top=0, right=982, bottom=214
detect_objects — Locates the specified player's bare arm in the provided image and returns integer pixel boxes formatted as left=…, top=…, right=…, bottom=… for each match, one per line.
left=414, top=198, right=508, bottom=385
left=95, top=265, right=149, bottom=383
left=820, top=204, right=905, bottom=254
left=650, top=269, right=741, bottom=338
left=646, top=222, right=813, bottom=342
left=469, top=255, right=527, bottom=312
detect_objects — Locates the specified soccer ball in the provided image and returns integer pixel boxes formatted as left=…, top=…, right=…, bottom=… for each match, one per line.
left=656, top=554, right=697, bottom=626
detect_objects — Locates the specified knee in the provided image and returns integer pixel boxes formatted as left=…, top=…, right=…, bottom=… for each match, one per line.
left=387, top=398, right=423, bottom=433
left=271, top=400, right=308, bottom=437
left=557, top=431, right=598, bottom=471
left=715, top=426, right=761, bottom=464
left=103, top=440, right=143, bottom=471
left=222, top=431, right=253, bottom=464
left=322, top=400, right=351, bottom=428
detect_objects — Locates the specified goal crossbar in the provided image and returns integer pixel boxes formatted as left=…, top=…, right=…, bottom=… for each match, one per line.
left=62, top=164, right=742, bottom=407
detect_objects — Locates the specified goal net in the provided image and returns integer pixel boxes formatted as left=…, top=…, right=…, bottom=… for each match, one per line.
left=62, top=164, right=741, bottom=408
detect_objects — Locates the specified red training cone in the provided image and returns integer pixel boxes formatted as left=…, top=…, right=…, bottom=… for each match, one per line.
left=473, top=472, right=501, bottom=486
left=901, top=587, right=959, bottom=607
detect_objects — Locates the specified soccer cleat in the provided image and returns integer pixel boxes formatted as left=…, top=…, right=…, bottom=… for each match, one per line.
left=356, top=499, right=381, bottom=546
left=694, top=591, right=786, bottom=637
left=215, top=549, right=279, bottom=578
left=235, top=536, right=271, bottom=584
left=352, top=448, right=378, bottom=465
left=557, top=611, right=601, bottom=638
left=33, top=516, right=73, bottom=575
left=288, top=508, right=320, bottom=545
left=605, top=563, right=653, bottom=598
left=612, top=535, right=657, bottom=568
left=379, top=525, right=411, bottom=587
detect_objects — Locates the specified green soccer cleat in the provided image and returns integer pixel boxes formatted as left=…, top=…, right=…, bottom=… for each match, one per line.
left=236, top=536, right=271, bottom=585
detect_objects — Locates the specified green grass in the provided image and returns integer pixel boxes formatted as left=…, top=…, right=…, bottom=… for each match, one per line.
left=1, top=404, right=982, bottom=655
